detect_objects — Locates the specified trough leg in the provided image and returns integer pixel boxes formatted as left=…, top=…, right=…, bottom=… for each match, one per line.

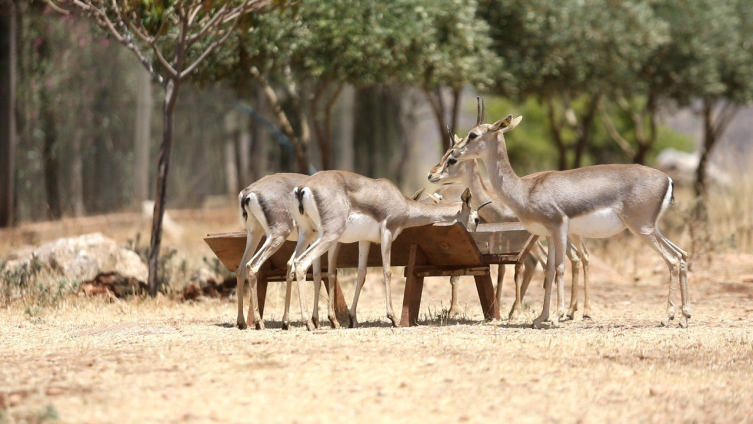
left=474, top=270, right=499, bottom=321
left=400, top=244, right=427, bottom=327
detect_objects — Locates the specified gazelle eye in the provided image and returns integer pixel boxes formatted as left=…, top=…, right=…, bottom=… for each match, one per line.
left=468, top=133, right=478, bottom=140
left=448, top=158, right=457, bottom=165
left=474, top=218, right=480, bottom=224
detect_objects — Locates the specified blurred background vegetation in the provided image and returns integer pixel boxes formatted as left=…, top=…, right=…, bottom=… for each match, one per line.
left=0, top=0, right=750, bottom=232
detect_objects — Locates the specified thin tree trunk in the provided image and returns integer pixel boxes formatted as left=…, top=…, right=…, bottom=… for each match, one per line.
left=41, top=85, right=61, bottom=219
left=423, top=88, right=448, bottom=152
left=334, top=85, right=355, bottom=171
left=224, top=111, right=239, bottom=198
left=545, top=97, right=568, bottom=170
left=450, top=86, right=462, bottom=136
left=0, top=0, right=16, bottom=227
left=571, top=95, right=598, bottom=169
left=237, top=113, right=251, bottom=184
left=250, top=86, right=268, bottom=178
left=70, top=130, right=85, bottom=217
left=133, top=67, right=152, bottom=204
left=321, top=83, right=344, bottom=171
left=148, top=78, right=179, bottom=296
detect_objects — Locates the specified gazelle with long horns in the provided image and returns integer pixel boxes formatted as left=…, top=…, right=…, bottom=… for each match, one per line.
left=448, top=98, right=689, bottom=328
left=429, top=125, right=592, bottom=320
left=288, top=171, right=473, bottom=330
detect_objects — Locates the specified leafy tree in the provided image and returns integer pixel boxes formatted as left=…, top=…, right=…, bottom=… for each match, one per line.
left=52, top=0, right=276, bottom=295
left=479, top=0, right=667, bottom=169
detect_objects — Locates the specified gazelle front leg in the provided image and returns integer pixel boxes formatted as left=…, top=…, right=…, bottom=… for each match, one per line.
left=246, top=235, right=286, bottom=330
left=236, top=229, right=263, bottom=329
left=495, top=264, right=506, bottom=318
left=578, top=237, right=592, bottom=320
left=533, top=226, right=567, bottom=329
left=348, top=241, right=371, bottom=328
left=283, top=230, right=315, bottom=330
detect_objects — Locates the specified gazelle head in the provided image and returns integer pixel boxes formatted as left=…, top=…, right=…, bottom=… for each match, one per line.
left=458, top=187, right=473, bottom=225
left=451, top=97, right=522, bottom=161
left=427, top=127, right=468, bottom=183
left=467, top=200, right=492, bottom=232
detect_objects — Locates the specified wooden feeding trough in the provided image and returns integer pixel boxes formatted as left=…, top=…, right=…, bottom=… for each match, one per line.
left=204, top=221, right=538, bottom=327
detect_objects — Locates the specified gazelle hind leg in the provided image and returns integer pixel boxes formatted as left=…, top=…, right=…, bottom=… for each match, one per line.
left=631, top=229, right=682, bottom=327
left=380, top=230, right=399, bottom=327
left=294, top=236, right=339, bottom=331
left=579, top=238, right=592, bottom=320
left=246, top=234, right=286, bottom=331
left=348, top=241, right=371, bottom=328
left=656, top=230, right=690, bottom=326
left=236, top=228, right=263, bottom=329
left=282, top=230, right=316, bottom=330
left=510, top=251, right=540, bottom=319
left=495, top=264, right=506, bottom=319
left=533, top=227, right=567, bottom=329
left=564, top=239, right=581, bottom=321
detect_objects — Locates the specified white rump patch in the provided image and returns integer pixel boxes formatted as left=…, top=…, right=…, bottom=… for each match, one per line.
left=340, top=213, right=382, bottom=244
left=569, top=208, right=625, bottom=238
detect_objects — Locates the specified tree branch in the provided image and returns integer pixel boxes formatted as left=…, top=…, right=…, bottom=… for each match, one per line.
left=598, top=101, right=635, bottom=157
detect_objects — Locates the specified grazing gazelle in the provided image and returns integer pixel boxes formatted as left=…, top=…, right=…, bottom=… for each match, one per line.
left=236, top=173, right=324, bottom=330
left=448, top=100, right=689, bottom=328
left=429, top=128, right=592, bottom=320
left=287, top=170, right=473, bottom=330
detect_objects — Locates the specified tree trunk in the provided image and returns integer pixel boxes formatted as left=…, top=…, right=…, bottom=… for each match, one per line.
left=70, top=130, right=85, bottom=217
left=450, top=86, right=462, bottom=136
left=334, top=85, right=355, bottom=171
left=133, top=67, right=152, bottom=204
left=237, top=113, right=251, bottom=184
left=545, top=98, right=568, bottom=170
left=41, top=83, right=61, bottom=220
left=0, top=0, right=16, bottom=227
left=148, top=78, right=180, bottom=296
left=223, top=112, right=239, bottom=198
left=250, top=86, right=268, bottom=179
left=571, top=95, right=598, bottom=169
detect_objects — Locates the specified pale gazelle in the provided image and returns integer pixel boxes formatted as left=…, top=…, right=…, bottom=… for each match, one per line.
left=448, top=101, right=689, bottom=328
left=237, top=173, right=324, bottom=330
left=288, top=170, right=473, bottom=330
left=428, top=127, right=592, bottom=320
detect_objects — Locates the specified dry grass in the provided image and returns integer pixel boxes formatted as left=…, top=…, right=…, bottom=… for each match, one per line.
left=2, top=196, right=753, bottom=423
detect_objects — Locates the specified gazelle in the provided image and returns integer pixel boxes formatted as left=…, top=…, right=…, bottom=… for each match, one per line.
left=236, top=173, right=324, bottom=330
left=448, top=99, right=689, bottom=328
left=428, top=129, right=592, bottom=320
left=288, top=170, right=473, bottom=330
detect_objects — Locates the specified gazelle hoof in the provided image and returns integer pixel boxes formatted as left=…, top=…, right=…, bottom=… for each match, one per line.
left=312, top=317, right=321, bottom=329
left=305, top=320, right=316, bottom=331
left=237, top=321, right=248, bottom=330
left=282, top=322, right=290, bottom=331
left=660, top=316, right=674, bottom=327
left=329, top=317, right=341, bottom=329
left=679, top=317, right=689, bottom=328
left=582, top=315, right=592, bottom=321
left=531, top=320, right=543, bottom=329
left=255, top=321, right=265, bottom=331
left=349, top=315, right=358, bottom=329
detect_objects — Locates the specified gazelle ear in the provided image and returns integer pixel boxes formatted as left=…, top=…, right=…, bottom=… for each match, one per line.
left=453, top=134, right=462, bottom=145
left=460, top=188, right=472, bottom=205
left=410, top=188, right=425, bottom=201
left=491, top=115, right=523, bottom=133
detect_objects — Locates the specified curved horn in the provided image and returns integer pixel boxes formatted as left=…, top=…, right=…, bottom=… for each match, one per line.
left=446, top=125, right=453, bottom=149
left=477, top=201, right=493, bottom=212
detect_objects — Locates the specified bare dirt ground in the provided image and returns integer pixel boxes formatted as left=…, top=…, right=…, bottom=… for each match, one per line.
left=2, top=210, right=753, bottom=423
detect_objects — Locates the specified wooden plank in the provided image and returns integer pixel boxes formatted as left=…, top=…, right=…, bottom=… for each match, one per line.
left=405, top=265, right=490, bottom=278
left=400, top=244, right=427, bottom=327
left=482, top=254, right=522, bottom=265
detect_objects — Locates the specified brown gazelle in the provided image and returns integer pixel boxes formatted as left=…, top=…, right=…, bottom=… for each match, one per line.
left=429, top=128, right=592, bottom=320
left=236, top=173, right=323, bottom=330
left=449, top=99, right=689, bottom=328
left=288, top=170, right=472, bottom=330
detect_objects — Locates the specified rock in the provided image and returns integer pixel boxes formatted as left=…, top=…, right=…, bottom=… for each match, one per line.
left=649, top=385, right=667, bottom=396
left=180, top=269, right=236, bottom=301
left=4, top=233, right=148, bottom=295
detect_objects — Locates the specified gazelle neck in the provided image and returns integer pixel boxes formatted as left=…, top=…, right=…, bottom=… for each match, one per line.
left=482, top=133, right=525, bottom=211
left=406, top=200, right=464, bottom=227
left=465, top=160, right=497, bottom=207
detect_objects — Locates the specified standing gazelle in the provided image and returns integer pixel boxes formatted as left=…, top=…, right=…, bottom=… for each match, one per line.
left=288, top=170, right=473, bottom=330
left=429, top=128, right=592, bottom=320
left=236, top=173, right=323, bottom=330
left=449, top=100, right=689, bottom=328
